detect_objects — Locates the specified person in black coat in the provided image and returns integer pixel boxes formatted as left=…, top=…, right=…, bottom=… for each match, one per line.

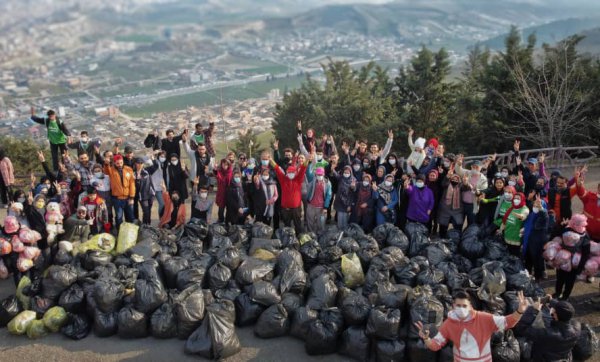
left=516, top=299, right=580, bottom=362
left=226, top=170, right=247, bottom=225
left=164, top=153, right=189, bottom=201
left=159, top=129, right=185, bottom=159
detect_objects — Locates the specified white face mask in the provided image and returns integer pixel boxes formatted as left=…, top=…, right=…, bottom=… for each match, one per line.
left=326, top=140, right=331, bottom=144
left=316, top=155, right=323, bottom=161
left=501, top=171, right=509, bottom=178
left=353, top=165, right=360, bottom=171
left=363, top=162, right=370, bottom=168
left=261, top=175, right=270, bottom=181
left=159, top=157, right=166, bottom=163
left=171, top=160, right=178, bottom=166
left=443, top=161, right=451, bottom=168
left=343, top=173, right=351, bottom=178
left=287, top=173, right=295, bottom=180
left=362, top=181, right=370, bottom=187
left=388, top=159, right=396, bottom=165
left=200, top=192, right=208, bottom=198
left=532, top=207, right=540, bottom=214
left=81, top=137, right=89, bottom=143
left=513, top=198, right=521, bottom=206
left=504, top=193, right=513, bottom=200
left=385, top=181, right=393, bottom=187
left=508, top=180, right=516, bottom=186
left=416, top=181, right=425, bottom=188
left=316, top=175, right=324, bottom=181
left=454, top=306, right=470, bottom=320
left=94, top=172, right=103, bottom=178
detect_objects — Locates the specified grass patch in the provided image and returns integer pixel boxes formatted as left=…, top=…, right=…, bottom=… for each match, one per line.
left=214, top=130, right=274, bottom=159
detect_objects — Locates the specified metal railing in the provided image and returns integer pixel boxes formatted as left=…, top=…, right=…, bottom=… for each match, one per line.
left=463, top=146, right=598, bottom=168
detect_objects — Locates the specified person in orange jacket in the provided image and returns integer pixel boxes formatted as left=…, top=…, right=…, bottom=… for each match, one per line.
left=576, top=178, right=600, bottom=241
left=159, top=181, right=186, bottom=229
left=103, top=154, right=135, bottom=229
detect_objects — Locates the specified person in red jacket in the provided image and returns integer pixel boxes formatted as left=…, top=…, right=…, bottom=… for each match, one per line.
left=270, top=157, right=309, bottom=235
left=576, top=179, right=600, bottom=241
left=215, top=158, right=233, bottom=223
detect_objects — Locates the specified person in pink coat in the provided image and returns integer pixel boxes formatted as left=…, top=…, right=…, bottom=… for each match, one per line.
left=215, top=158, right=233, bottom=223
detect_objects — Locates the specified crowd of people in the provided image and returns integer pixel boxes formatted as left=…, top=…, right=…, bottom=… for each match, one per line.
left=0, top=109, right=598, bottom=358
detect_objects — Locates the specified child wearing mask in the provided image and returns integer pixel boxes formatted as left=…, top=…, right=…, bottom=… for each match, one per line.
left=191, top=177, right=213, bottom=223
left=403, top=174, right=434, bottom=226
left=81, top=187, right=110, bottom=234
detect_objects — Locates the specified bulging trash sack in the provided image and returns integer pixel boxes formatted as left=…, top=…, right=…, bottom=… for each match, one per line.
left=234, top=293, right=265, bottom=327
left=492, top=330, right=520, bottom=362
left=254, top=304, right=289, bottom=338
left=376, top=339, right=406, bottom=362
left=0, top=295, right=22, bottom=327
left=341, top=253, right=365, bottom=288
left=304, top=308, right=344, bottom=355
left=134, top=278, right=167, bottom=314
left=478, top=261, right=507, bottom=300
left=249, top=280, right=281, bottom=306
left=42, top=306, right=68, bottom=332
left=176, top=267, right=206, bottom=291
left=252, top=222, right=273, bottom=239
left=409, top=293, right=444, bottom=339
left=235, top=257, right=275, bottom=285
left=116, top=222, right=139, bottom=254
left=573, top=322, right=599, bottom=361
left=407, top=338, right=438, bottom=362
left=208, top=262, right=232, bottom=290
left=26, top=319, right=48, bottom=339
left=150, top=303, right=177, bottom=339
left=341, top=290, right=371, bottom=326
left=339, top=326, right=370, bottom=362
left=175, top=285, right=206, bottom=339
left=161, top=257, right=189, bottom=289
left=92, top=309, right=118, bottom=337
left=58, top=284, right=85, bottom=313
left=365, top=306, right=401, bottom=340
left=117, top=306, right=148, bottom=339
left=8, top=310, right=37, bottom=335
left=93, top=278, right=125, bottom=313
left=61, top=313, right=91, bottom=340
left=184, top=300, right=241, bottom=360
left=306, top=273, right=338, bottom=310
left=42, top=264, right=78, bottom=301
left=290, top=306, right=318, bottom=341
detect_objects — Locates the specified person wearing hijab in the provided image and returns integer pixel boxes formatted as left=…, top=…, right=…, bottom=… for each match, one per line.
left=373, top=165, right=386, bottom=186
left=437, top=173, right=466, bottom=238
left=215, top=159, right=233, bottom=223
left=164, top=153, right=188, bottom=201
left=499, top=192, right=530, bottom=256
left=226, top=170, right=248, bottom=225
left=352, top=173, right=376, bottom=233
left=333, top=165, right=357, bottom=230
left=373, top=174, right=399, bottom=226
left=159, top=183, right=186, bottom=229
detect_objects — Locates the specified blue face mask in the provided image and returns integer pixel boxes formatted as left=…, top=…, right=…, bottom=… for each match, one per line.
left=261, top=160, right=269, bottom=166
left=233, top=177, right=241, bottom=183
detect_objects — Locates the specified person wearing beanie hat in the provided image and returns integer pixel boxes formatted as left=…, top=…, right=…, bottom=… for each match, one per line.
left=407, top=128, right=427, bottom=170
left=63, top=205, right=91, bottom=245
left=499, top=191, right=530, bottom=256
left=103, top=148, right=135, bottom=229
left=305, top=166, right=332, bottom=234
left=333, top=165, right=357, bottom=230
left=374, top=173, right=399, bottom=226
left=516, top=297, right=581, bottom=362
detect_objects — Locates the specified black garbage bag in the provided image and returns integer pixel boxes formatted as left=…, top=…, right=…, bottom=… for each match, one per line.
left=254, top=304, right=289, bottom=338
left=184, top=219, right=209, bottom=240
left=0, top=295, right=21, bottom=327
left=276, top=249, right=303, bottom=274
left=319, top=245, right=344, bottom=265
left=184, top=300, right=241, bottom=360
left=408, top=233, right=430, bottom=257
left=127, top=239, right=160, bottom=259
left=92, top=309, right=118, bottom=337
left=161, top=257, right=189, bottom=289
left=344, top=223, right=366, bottom=239
left=379, top=247, right=405, bottom=267
left=405, top=222, right=429, bottom=240
left=409, top=294, right=444, bottom=339
left=501, top=255, right=525, bottom=276
left=252, top=222, right=273, bottom=239
left=479, top=261, right=507, bottom=301
left=175, top=285, right=206, bottom=339
left=58, top=284, right=85, bottom=313
left=484, top=238, right=507, bottom=260
left=492, top=330, right=520, bottom=362
left=392, top=257, right=419, bottom=287
left=506, top=272, right=534, bottom=293
left=469, top=267, right=484, bottom=285
left=93, top=278, right=124, bottom=313
left=447, top=228, right=461, bottom=242
left=357, top=237, right=380, bottom=266
left=446, top=272, right=475, bottom=291
left=377, top=284, right=411, bottom=310
left=452, top=254, right=473, bottom=274
left=54, top=249, right=73, bottom=265
left=363, top=265, right=390, bottom=296
left=420, top=242, right=451, bottom=266
left=573, top=322, right=599, bottom=361
left=387, top=227, right=410, bottom=253
left=373, top=223, right=392, bottom=245
left=134, top=278, right=167, bottom=313
left=276, top=227, right=299, bottom=249
left=150, top=302, right=177, bottom=339
left=460, top=234, right=486, bottom=260
left=432, top=284, right=454, bottom=316
left=337, top=237, right=360, bottom=254
left=517, top=337, right=533, bottom=362
left=376, top=339, right=406, bottom=362
left=234, top=293, right=265, bottom=327
left=235, top=257, right=275, bottom=285
left=407, top=339, right=438, bottom=362
left=116, top=265, right=138, bottom=289
left=176, top=266, right=206, bottom=291
left=339, top=326, right=370, bottom=362
left=208, top=262, right=232, bottom=290
left=61, top=313, right=91, bottom=340
left=138, top=224, right=161, bottom=242
left=216, top=246, right=241, bottom=271
left=416, top=267, right=445, bottom=286
left=290, top=306, right=318, bottom=340
left=250, top=238, right=282, bottom=256
left=306, top=274, right=338, bottom=310
left=82, top=250, right=112, bottom=271
left=134, top=259, right=163, bottom=282
left=366, top=306, right=401, bottom=340
left=341, top=290, right=371, bottom=326
left=117, top=306, right=148, bottom=339
left=178, top=242, right=204, bottom=260
left=300, top=239, right=321, bottom=269
left=42, top=264, right=78, bottom=301
left=280, top=293, right=302, bottom=313
left=249, top=280, right=281, bottom=306
left=214, top=280, right=242, bottom=301
left=304, top=308, right=344, bottom=355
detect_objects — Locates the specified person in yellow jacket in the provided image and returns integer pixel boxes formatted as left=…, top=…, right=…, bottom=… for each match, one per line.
left=103, top=154, right=135, bottom=229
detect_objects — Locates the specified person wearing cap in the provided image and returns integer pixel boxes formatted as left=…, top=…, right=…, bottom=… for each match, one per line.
left=374, top=173, right=399, bottom=226
left=437, top=172, right=466, bottom=238
left=270, top=156, right=308, bottom=235
left=576, top=178, right=600, bottom=241
left=122, top=145, right=135, bottom=169
left=407, top=128, right=427, bottom=170
left=81, top=187, right=109, bottom=234
left=499, top=191, right=530, bottom=256
left=159, top=128, right=185, bottom=159
left=554, top=214, right=591, bottom=301
left=403, top=174, right=434, bottom=226
left=103, top=153, right=135, bottom=229
left=29, top=106, right=71, bottom=171
left=455, top=155, right=488, bottom=226
left=190, top=121, right=216, bottom=157
left=215, top=158, right=233, bottom=223
left=63, top=206, right=91, bottom=245
left=133, top=157, right=155, bottom=225
left=517, top=297, right=581, bottom=362
left=305, top=166, right=332, bottom=234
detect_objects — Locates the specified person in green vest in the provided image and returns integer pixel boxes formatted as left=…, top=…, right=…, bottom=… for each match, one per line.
left=498, top=191, right=530, bottom=257
left=30, top=107, right=71, bottom=171
left=493, top=185, right=517, bottom=228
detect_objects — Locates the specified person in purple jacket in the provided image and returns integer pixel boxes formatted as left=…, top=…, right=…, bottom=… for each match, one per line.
left=403, top=174, right=435, bottom=226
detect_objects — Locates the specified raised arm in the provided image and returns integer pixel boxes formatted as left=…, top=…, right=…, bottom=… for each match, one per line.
left=380, top=130, right=394, bottom=160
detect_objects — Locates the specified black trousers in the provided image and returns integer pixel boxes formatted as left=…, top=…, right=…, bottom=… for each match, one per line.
left=50, top=143, right=67, bottom=171
left=218, top=206, right=226, bottom=223
left=525, top=241, right=546, bottom=279
left=0, top=172, right=10, bottom=205
left=281, top=207, right=303, bottom=235
left=133, top=197, right=153, bottom=225
left=555, top=269, right=578, bottom=299
left=506, top=244, right=521, bottom=257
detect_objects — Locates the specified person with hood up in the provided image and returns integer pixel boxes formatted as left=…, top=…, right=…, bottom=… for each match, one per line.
left=159, top=182, right=186, bottom=229
left=576, top=178, right=600, bottom=241
left=404, top=174, right=435, bottom=225
left=455, top=155, right=488, bottom=226
left=554, top=214, right=591, bottom=301
left=332, top=165, right=357, bottom=230
left=270, top=156, right=308, bottom=235
left=373, top=173, right=399, bottom=226
left=89, top=162, right=112, bottom=225
left=226, top=169, right=248, bottom=225
left=522, top=194, right=549, bottom=282
left=372, top=165, right=386, bottom=186
left=191, top=178, right=213, bottom=223
left=251, top=167, right=278, bottom=226
left=499, top=191, right=530, bottom=256
left=305, top=166, right=332, bottom=234
left=407, top=128, right=427, bottom=170
left=0, top=148, right=14, bottom=208
left=215, top=158, right=233, bottom=223
left=437, top=172, right=466, bottom=238
left=425, top=137, right=439, bottom=158
left=352, top=173, right=376, bottom=233
left=164, top=153, right=188, bottom=203
left=350, top=159, right=363, bottom=183
left=24, top=193, right=49, bottom=249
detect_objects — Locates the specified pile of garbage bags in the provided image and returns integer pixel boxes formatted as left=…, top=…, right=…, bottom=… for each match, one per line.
left=0, top=220, right=597, bottom=361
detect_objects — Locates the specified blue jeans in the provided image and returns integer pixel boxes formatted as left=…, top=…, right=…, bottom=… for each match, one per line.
left=155, top=190, right=165, bottom=218
left=113, top=197, right=134, bottom=229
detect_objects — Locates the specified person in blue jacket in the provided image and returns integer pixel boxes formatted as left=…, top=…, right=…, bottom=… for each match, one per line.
left=374, top=174, right=399, bottom=226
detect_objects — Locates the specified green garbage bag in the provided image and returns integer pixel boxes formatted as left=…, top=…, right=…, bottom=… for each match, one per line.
left=341, top=253, right=365, bottom=288
left=7, top=310, right=36, bottom=335
left=16, top=276, right=31, bottom=310
left=27, top=319, right=48, bottom=339
left=76, top=233, right=115, bottom=255
left=43, top=306, right=67, bottom=332
left=116, top=222, right=139, bottom=254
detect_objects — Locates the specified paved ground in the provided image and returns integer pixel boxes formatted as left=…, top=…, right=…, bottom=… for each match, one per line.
left=0, top=167, right=599, bottom=361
